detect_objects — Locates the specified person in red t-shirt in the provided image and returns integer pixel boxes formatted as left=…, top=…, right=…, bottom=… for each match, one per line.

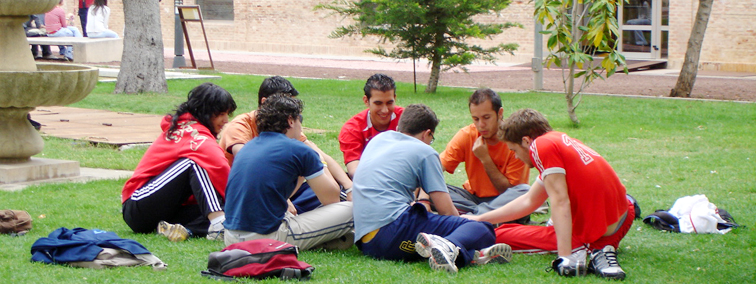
left=338, top=74, right=404, bottom=178
left=463, top=108, right=635, bottom=280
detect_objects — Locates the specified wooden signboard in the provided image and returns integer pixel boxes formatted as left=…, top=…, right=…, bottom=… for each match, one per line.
left=177, top=5, right=214, bottom=70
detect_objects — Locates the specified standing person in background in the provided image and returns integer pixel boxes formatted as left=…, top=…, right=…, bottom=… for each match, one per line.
left=86, top=0, right=118, bottom=38
left=78, top=0, right=94, bottom=37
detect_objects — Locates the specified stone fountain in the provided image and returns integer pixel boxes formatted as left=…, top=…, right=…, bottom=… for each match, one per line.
left=0, top=0, right=98, bottom=184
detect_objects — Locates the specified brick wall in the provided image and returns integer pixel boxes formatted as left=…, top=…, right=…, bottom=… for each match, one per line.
left=67, top=0, right=756, bottom=72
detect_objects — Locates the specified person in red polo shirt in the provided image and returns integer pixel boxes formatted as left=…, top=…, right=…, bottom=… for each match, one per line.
left=338, top=74, right=404, bottom=178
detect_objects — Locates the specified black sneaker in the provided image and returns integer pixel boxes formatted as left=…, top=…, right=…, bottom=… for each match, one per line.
left=589, top=245, right=626, bottom=280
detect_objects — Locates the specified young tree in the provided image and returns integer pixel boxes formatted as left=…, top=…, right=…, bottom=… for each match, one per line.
left=318, top=0, right=520, bottom=93
left=669, top=0, right=713, bottom=98
left=115, top=0, right=167, bottom=94
left=535, top=0, right=627, bottom=125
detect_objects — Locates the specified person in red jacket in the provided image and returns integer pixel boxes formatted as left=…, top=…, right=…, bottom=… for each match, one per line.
left=122, top=82, right=237, bottom=242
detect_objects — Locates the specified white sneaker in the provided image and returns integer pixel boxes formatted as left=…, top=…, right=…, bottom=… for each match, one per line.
left=206, top=217, right=225, bottom=241
left=589, top=245, right=625, bottom=280
left=415, top=233, right=460, bottom=273
left=473, top=243, right=512, bottom=265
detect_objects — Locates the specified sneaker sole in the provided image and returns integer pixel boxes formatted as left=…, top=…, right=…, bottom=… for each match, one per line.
left=594, top=270, right=625, bottom=280
left=482, top=244, right=513, bottom=264
left=415, top=233, right=433, bottom=258
left=429, top=247, right=458, bottom=273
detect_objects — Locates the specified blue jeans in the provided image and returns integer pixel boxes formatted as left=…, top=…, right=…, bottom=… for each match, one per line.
left=49, top=26, right=82, bottom=59
left=88, top=30, right=119, bottom=38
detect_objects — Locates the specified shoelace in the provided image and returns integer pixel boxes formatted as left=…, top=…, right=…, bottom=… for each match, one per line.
left=433, top=236, right=457, bottom=254
left=602, top=250, right=620, bottom=267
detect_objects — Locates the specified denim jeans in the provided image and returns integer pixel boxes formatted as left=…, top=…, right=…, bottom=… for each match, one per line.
left=48, top=26, right=82, bottom=59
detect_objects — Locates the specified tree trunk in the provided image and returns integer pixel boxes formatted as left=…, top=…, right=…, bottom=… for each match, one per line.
left=565, top=2, right=582, bottom=125
left=115, top=0, right=167, bottom=94
left=670, top=0, right=713, bottom=98
left=566, top=62, right=579, bottom=125
left=425, top=55, right=441, bottom=93
left=425, top=31, right=445, bottom=93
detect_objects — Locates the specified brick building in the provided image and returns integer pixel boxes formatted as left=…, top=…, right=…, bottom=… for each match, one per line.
left=66, top=0, right=756, bottom=72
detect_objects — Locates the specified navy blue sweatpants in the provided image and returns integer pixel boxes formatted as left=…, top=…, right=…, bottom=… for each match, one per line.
left=357, top=204, right=495, bottom=268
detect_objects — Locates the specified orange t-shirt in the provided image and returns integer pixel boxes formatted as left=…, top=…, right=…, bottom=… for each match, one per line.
left=440, top=124, right=529, bottom=198
left=218, top=111, right=306, bottom=166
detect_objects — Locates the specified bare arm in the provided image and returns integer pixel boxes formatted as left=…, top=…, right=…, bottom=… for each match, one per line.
left=543, top=173, right=572, bottom=257
left=303, top=140, right=353, bottom=192
left=306, top=172, right=340, bottom=206
left=463, top=181, right=547, bottom=223
left=230, top=143, right=244, bottom=156
left=429, top=191, right=459, bottom=217
left=346, top=160, right=359, bottom=179
left=473, top=136, right=513, bottom=193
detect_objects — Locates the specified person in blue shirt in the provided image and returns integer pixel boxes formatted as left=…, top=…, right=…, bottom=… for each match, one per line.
left=223, top=94, right=353, bottom=250
left=352, top=103, right=513, bottom=273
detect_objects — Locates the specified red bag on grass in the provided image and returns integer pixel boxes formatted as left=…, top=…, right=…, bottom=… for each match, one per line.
left=201, top=239, right=314, bottom=281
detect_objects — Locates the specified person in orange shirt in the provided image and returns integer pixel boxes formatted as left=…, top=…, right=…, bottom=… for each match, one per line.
left=435, top=89, right=530, bottom=216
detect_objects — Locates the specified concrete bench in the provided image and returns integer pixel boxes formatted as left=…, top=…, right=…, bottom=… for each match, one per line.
left=26, top=37, right=123, bottom=63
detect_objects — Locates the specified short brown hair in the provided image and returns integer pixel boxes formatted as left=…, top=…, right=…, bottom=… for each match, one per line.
left=498, top=108, right=552, bottom=143
left=397, top=104, right=438, bottom=136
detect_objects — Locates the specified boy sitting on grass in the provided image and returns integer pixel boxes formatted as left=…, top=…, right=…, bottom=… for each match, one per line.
left=463, top=108, right=635, bottom=280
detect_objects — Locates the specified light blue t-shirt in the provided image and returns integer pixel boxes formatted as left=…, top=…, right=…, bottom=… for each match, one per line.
left=352, top=131, right=448, bottom=240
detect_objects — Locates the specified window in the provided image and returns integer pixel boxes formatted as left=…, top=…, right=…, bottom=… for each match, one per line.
left=196, top=0, right=233, bottom=21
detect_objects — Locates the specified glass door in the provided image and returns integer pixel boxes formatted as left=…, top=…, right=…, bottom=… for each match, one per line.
left=619, top=0, right=669, bottom=59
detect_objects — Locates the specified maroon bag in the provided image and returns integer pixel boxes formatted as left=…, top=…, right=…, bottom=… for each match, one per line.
left=202, top=239, right=314, bottom=281
left=0, top=210, right=32, bottom=235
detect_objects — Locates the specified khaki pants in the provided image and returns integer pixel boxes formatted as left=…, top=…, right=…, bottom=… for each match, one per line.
left=225, top=201, right=353, bottom=250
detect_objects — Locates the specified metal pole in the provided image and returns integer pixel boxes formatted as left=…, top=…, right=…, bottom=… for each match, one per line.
left=172, top=0, right=186, bottom=68
left=533, top=19, right=544, bottom=90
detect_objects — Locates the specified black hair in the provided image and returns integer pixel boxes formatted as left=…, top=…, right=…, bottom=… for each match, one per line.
left=469, top=88, right=502, bottom=112
left=258, top=76, right=298, bottom=107
left=167, top=82, right=237, bottom=138
left=363, top=73, right=396, bottom=99
left=256, top=93, right=303, bottom=134
left=397, top=104, right=438, bottom=136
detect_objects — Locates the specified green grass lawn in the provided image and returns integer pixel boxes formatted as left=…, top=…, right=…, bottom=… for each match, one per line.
left=2, top=74, right=755, bottom=283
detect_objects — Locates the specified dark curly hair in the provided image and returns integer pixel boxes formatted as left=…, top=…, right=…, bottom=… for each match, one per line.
left=166, top=82, right=237, bottom=138
left=363, top=73, right=396, bottom=99
left=257, top=76, right=299, bottom=107
left=256, top=93, right=303, bottom=134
